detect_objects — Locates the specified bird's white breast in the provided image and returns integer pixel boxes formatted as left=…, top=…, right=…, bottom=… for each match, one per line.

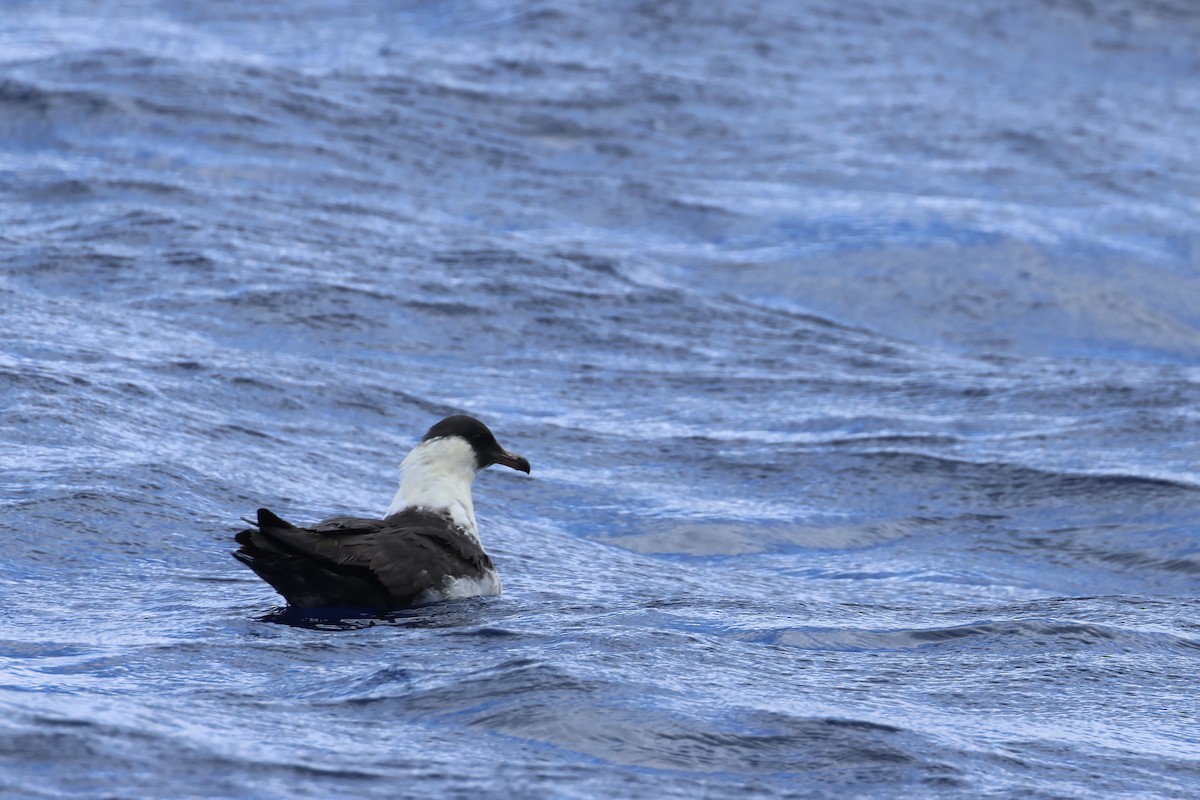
left=416, top=568, right=503, bottom=604
left=386, top=436, right=480, bottom=540
left=442, top=569, right=503, bottom=599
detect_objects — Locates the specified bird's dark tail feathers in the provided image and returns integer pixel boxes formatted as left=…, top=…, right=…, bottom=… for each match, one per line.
left=231, top=508, right=390, bottom=609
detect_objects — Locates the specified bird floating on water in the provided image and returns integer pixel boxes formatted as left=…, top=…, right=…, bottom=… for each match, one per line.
left=232, top=415, right=530, bottom=611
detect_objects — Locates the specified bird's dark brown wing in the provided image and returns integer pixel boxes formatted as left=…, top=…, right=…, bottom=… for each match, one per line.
left=233, top=507, right=492, bottom=610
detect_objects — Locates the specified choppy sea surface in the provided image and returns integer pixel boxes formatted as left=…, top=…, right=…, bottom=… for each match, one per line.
left=3, top=1, right=1200, bottom=797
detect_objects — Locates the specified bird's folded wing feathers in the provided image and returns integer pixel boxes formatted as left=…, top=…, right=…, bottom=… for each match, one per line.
left=245, top=508, right=491, bottom=598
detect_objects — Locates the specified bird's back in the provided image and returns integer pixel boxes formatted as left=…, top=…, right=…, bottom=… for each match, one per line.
left=233, top=507, right=495, bottom=610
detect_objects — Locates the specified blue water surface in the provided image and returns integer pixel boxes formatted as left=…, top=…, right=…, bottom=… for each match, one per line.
left=3, top=1, right=1200, bottom=797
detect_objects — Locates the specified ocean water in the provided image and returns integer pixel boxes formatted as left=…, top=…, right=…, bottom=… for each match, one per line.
left=3, top=0, right=1200, bottom=797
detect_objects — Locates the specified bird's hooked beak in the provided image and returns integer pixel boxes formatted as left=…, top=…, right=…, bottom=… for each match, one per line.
left=490, top=449, right=531, bottom=474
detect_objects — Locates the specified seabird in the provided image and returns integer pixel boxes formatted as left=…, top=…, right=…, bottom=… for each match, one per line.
left=232, top=415, right=530, bottom=610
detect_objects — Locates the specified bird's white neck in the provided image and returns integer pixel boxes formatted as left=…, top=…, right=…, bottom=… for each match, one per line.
left=385, top=437, right=480, bottom=540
